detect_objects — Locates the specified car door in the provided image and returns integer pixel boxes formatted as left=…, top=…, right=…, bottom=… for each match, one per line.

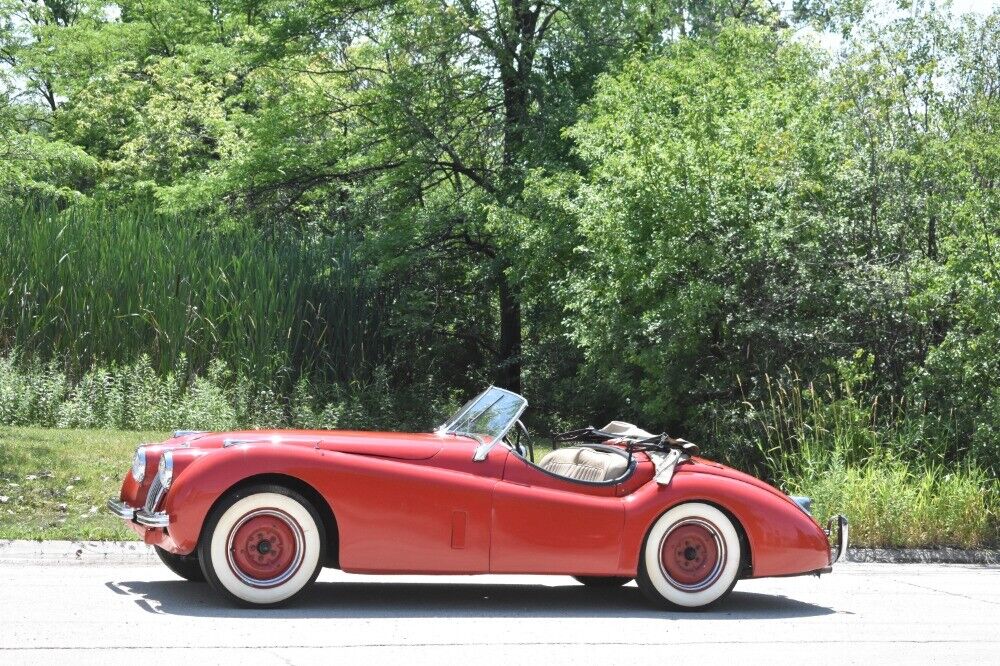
left=489, top=452, right=626, bottom=575
left=329, top=436, right=507, bottom=575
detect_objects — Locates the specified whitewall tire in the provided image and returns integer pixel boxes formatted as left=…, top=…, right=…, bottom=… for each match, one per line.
left=637, top=502, right=742, bottom=610
left=199, top=484, right=325, bottom=607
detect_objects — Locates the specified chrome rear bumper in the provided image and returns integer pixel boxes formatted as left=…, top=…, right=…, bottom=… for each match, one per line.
left=827, top=514, right=849, bottom=564
left=107, top=498, right=170, bottom=528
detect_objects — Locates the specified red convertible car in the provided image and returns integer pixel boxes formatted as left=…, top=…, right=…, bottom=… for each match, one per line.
left=109, top=386, right=847, bottom=609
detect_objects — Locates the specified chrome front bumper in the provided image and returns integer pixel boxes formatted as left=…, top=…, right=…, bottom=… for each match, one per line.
left=107, top=498, right=170, bottom=528
left=827, top=514, right=849, bottom=564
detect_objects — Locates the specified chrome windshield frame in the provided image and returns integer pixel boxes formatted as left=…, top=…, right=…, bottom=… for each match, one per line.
left=437, top=386, right=528, bottom=461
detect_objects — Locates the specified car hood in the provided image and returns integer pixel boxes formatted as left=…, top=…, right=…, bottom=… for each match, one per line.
left=165, top=429, right=444, bottom=460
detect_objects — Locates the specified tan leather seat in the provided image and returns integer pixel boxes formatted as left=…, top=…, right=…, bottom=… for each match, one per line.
left=537, top=446, right=629, bottom=482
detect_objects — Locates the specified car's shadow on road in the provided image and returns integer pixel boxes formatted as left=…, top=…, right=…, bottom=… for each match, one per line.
left=108, top=579, right=835, bottom=620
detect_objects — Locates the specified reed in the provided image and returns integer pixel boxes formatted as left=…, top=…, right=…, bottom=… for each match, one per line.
left=0, top=200, right=385, bottom=385
left=744, top=371, right=998, bottom=547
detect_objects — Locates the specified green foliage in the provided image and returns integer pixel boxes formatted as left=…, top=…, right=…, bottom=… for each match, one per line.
left=793, top=457, right=997, bottom=548
left=0, top=103, right=97, bottom=206
left=0, top=354, right=69, bottom=427
left=565, top=24, right=847, bottom=425
left=0, top=351, right=451, bottom=433
left=743, top=366, right=998, bottom=547
left=560, top=15, right=1000, bottom=474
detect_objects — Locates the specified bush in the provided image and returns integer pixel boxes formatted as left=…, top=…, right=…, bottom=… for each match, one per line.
left=0, top=351, right=450, bottom=434
left=0, top=355, right=69, bottom=427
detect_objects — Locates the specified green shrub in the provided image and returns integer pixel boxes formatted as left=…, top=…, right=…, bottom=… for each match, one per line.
left=0, top=350, right=449, bottom=434
left=0, top=354, right=69, bottom=426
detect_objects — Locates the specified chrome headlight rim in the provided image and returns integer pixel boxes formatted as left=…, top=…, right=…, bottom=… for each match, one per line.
left=131, top=447, right=147, bottom=484
left=158, top=451, right=173, bottom=488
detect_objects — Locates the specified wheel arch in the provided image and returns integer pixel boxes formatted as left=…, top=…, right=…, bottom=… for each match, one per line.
left=703, top=500, right=753, bottom=578
left=202, top=473, right=340, bottom=568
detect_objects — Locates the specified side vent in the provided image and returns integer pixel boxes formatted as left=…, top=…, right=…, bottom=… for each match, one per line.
left=450, top=511, right=467, bottom=549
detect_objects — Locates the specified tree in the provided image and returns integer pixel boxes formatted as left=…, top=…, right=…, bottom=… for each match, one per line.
left=563, top=24, right=846, bottom=429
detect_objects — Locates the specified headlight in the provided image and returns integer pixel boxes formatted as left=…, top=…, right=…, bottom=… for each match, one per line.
left=158, top=451, right=173, bottom=488
left=131, top=447, right=147, bottom=483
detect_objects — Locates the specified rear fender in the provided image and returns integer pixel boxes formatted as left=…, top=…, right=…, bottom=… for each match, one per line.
left=620, top=470, right=830, bottom=578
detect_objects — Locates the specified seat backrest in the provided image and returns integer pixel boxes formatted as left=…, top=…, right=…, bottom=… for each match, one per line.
left=537, top=446, right=629, bottom=482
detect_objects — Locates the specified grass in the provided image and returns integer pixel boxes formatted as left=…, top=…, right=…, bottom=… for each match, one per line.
left=0, top=427, right=166, bottom=540
left=745, top=369, right=1000, bottom=549
left=786, top=457, right=998, bottom=548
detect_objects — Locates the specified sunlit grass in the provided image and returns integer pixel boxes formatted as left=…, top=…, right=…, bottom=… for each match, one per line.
left=788, top=457, right=997, bottom=548
left=0, top=427, right=167, bottom=540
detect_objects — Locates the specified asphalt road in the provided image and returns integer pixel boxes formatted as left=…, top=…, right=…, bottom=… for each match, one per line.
left=1, top=559, right=997, bottom=665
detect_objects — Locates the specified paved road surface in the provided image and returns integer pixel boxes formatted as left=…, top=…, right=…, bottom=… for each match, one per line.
left=1, top=560, right=997, bottom=665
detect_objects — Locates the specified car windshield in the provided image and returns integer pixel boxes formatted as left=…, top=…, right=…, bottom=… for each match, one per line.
left=438, top=386, right=527, bottom=442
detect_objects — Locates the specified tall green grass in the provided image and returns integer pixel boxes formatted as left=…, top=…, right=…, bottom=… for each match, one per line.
left=790, top=456, right=996, bottom=548
left=745, top=370, right=999, bottom=548
left=0, top=201, right=384, bottom=383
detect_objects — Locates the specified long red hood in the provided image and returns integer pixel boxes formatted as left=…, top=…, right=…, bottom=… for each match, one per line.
left=163, top=429, right=445, bottom=461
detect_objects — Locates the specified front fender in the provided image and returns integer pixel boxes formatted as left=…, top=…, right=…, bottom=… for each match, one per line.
left=162, top=444, right=335, bottom=554
left=620, top=468, right=831, bottom=578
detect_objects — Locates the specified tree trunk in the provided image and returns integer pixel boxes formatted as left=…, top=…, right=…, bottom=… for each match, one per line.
left=491, top=0, right=541, bottom=394
left=497, top=270, right=522, bottom=394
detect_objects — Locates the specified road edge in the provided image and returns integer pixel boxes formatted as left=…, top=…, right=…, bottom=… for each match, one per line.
left=849, top=547, right=1000, bottom=565
left=0, top=539, right=156, bottom=563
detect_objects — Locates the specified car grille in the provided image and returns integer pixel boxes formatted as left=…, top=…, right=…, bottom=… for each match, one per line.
left=144, top=473, right=166, bottom=512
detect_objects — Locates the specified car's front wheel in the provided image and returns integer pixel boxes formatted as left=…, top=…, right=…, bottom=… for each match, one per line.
left=199, top=484, right=325, bottom=607
left=155, top=546, right=205, bottom=582
left=636, top=502, right=741, bottom=610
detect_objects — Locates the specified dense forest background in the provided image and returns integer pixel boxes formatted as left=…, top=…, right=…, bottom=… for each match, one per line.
left=1, top=0, right=998, bottom=543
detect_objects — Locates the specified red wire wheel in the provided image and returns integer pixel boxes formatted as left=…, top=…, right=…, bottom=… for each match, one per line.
left=658, top=518, right=726, bottom=592
left=226, top=509, right=305, bottom=588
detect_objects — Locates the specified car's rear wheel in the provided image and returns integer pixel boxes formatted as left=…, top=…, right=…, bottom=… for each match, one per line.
left=636, top=502, right=741, bottom=610
left=573, top=575, right=632, bottom=587
left=199, top=484, right=325, bottom=607
left=155, top=546, right=205, bottom=582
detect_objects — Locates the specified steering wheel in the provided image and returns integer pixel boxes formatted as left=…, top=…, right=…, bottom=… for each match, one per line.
left=510, top=420, right=534, bottom=462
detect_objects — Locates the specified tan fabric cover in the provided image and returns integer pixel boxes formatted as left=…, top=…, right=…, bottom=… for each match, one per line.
left=537, top=446, right=629, bottom=482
